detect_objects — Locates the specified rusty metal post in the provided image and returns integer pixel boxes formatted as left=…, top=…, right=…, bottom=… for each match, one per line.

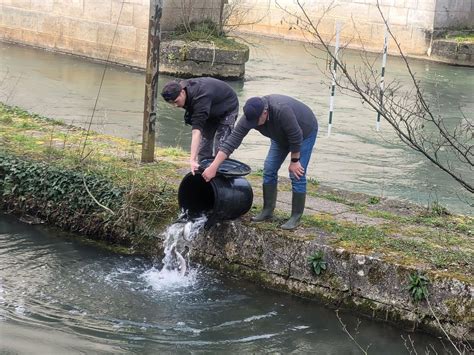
left=141, top=0, right=163, bottom=163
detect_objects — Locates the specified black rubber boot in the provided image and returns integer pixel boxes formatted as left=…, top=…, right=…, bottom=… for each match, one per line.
left=281, top=192, right=306, bottom=230
left=251, top=184, right=278, bottom=222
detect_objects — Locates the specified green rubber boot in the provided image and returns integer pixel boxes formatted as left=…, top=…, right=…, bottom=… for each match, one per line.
left=252, top=184, right=278, bottom=222
left=281, top=192, right=306, bottom=230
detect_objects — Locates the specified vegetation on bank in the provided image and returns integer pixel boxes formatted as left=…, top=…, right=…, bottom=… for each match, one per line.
left=0, top=103, right=473, bottom=283
left=0, top=103, right=183, bottom=251
left=168, top=19, right=248, bottom=51
left=445, top=32, right=474, bottom=43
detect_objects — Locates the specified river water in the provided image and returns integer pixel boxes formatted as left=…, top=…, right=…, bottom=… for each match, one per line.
left=0, top=214, right=450, bottom=353
left=0, top=38, right=472, bottom=214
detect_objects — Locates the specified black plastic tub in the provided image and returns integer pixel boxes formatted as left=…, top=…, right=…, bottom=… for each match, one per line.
left=178, top=172, right=253, bottom=224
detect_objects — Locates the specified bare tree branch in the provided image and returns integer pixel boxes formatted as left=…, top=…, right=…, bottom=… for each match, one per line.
left=276, top=0, right=473, bottom=194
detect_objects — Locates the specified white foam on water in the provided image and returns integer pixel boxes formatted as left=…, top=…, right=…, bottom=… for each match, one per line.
left=233, top=333, right=280, bottom=343
left=243, top=311, right=277, bottom=322
left=141, top=266, right=199, bottom=291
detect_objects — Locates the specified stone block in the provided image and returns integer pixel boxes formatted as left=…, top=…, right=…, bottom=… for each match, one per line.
left=161, top=40, right=249, bottom=65
left=367, top=4, right=390, bottom=24
left=37, top=14, right=61, bottom=35
left=23, top=30, right=57, bottom=48
left=388, top=25, right=416, bottom=52
left=336, top=2, right=371, bottom=19
left=388, top=6, right=408, bottom=26
left=410, top=28, right=430, bottom=54
left=61, top=18, right=98, bottom=43
left=379, top=0, right=395, bottom=6
left=135, top=28, right=147, bottom=53
left=315, top=18, right=337, bottom=37
left=30, top=0, right=54, bottom=12
left=97, top=23, right=136, bottom=50
left=132, top=3, right=148, bottom=30
left=393, top=0, right=407, bottom=7
left=8, top=0, right=31, bottom=9
left=0, top=25, right=23, bottom=42
left=266, top=7, right=291, bottom=27
left=111, top=0, right=134, bottom=27
left=104, top=45, right=144, bottom=67
left=83, top=0, right=112, bottom=23
left=111, top=25, right=137, bottom=51
left=0, top=6, right=36, bottom=29
left=97, top=23, right=115, bottom=46
left=408, top=8, right=435, bottom=28
left=159, top=61, right=243, bottom=81
left=417, top=0, right=436, bottom=11
left=346, top=22, right=373, bottom=41
left=18, top=9, right=37, bottom=30
left=52, top=0, right=84, bottom=18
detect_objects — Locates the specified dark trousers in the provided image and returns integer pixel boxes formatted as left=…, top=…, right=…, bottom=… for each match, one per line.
left=198, top=109, right=238, bottom=161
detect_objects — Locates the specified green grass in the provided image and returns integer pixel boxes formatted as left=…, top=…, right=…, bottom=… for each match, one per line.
left=169, top=19, right=248, bottom=51
left=299, top=212, right=473, bottom=277
left=446, top=33, right=474, bottom=43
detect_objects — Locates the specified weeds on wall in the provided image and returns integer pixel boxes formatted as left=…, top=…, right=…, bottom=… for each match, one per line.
left=407, top=272, right=430, bottom=303
left=0, top=153, right=177, bottom=246
left=308, top=251, right=327, bottom=275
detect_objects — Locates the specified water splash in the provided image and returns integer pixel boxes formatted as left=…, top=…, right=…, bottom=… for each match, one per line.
left=141, top=216, right=207, bottom=291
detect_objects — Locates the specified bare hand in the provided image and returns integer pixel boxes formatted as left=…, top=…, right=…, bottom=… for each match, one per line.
left=202, top=165, right=218, bottom=182
left=190, top=160, right=200, bottom=175
left=289, top=161, right=304, bottom=180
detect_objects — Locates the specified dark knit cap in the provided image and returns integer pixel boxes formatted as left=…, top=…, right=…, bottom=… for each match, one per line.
left=242, top=97, right=265, bottom=129
left=161, top=81, right=182, bottom=102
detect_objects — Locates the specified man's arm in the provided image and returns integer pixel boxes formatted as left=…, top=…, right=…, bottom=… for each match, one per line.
left=280, top=107, right=305, bottom=180
left=189, top=129, right=202, bottom=174
left=202, top=151, right=228, bottom=182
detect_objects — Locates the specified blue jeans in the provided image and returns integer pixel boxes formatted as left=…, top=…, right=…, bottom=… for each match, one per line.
left=263, top=130, right=317, bottom=193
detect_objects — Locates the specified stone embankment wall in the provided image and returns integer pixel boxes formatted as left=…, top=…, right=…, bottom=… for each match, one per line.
left=160, top=40, right=249, bottom=79
left=429, top=39, right=473, bottom=66
left=230, top=0, right=473, bottom=56
left=194, top=222, right=473, bottom=341
left=0, top=0, right=221, bottom=69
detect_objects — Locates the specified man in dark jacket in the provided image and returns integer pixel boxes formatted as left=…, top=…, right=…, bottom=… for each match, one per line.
left=161, top=77, right=239, bottom=173
left=202, top=95, right=318, bottom=230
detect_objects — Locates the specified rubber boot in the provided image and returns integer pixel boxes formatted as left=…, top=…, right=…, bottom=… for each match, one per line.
left=252, top=184, right=277, bottom=222
left=281, top=192, right=306, bottom=230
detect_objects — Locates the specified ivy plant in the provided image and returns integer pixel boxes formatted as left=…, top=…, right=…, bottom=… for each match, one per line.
left=407, top=272, right=429, bottom=302
left=308, top=251, right=327, bottom=276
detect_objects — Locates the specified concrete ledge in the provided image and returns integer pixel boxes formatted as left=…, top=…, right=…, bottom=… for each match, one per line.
left=160, top=40, right=249, bottom=79
left=193, top=221, right=473, bottom=341
left=429, top=39, right=473, bottom=66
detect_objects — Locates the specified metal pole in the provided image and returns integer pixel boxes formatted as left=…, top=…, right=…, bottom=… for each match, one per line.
left=327, top=22, right=341, bottom=137
left=141, top=0, right=163, bottom=163
left=376, top=26, right=388, bottom=132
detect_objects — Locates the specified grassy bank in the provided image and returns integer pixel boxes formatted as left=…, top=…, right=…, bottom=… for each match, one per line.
left=0, top=103, right=184, bottom=251
left=0, top=102, right=473, bottom=283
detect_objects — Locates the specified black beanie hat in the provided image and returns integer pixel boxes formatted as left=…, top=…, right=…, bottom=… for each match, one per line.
left=242, top=97, right=265, bottom=129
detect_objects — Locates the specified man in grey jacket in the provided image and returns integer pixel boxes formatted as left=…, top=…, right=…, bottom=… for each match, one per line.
left=161, top=77, right=239, bottom=174
left=202, top=95, right=318, bottom=230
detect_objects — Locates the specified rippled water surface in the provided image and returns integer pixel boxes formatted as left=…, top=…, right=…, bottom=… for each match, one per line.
left=0, top=37, right=472, bottom=214
left=0, top=214, right=449, bottom=354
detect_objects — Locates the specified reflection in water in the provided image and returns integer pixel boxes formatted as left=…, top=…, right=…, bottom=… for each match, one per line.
left=0, top=214, right=450, bottom=353
left=0, top=38, right=472, bottom=214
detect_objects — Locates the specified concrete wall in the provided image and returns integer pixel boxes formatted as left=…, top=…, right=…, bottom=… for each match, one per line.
left=0, top=0, right=472, bottom=64
left=434, top=0, right=474, bottom=29
left=228, top=0, right=473, bottom=55
left=0, top=0, right=221, bottom=69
